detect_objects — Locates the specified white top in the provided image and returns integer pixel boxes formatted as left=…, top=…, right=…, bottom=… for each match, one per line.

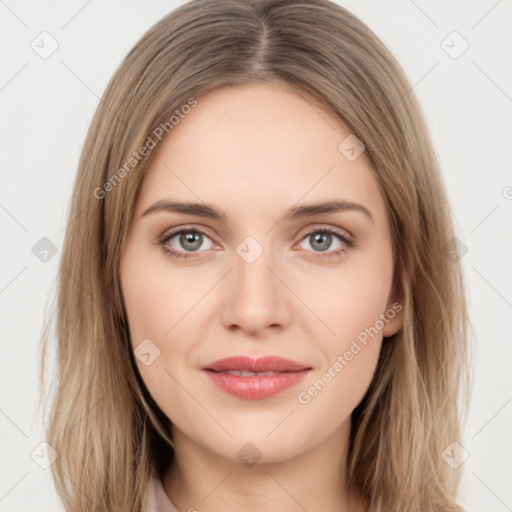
left=147, top=472, right=381, bottom=511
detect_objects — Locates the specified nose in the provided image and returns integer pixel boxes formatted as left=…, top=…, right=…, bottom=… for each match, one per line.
left=220, top=240, right=291, bottom=336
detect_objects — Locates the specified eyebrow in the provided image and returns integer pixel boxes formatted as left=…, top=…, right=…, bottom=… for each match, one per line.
left=141, top=198, right=374, bottom=223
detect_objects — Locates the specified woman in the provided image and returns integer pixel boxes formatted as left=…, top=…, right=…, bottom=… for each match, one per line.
left=39, top=1, right=470, bottom=511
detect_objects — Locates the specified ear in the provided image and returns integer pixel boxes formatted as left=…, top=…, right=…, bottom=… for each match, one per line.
left=382, top=275, right=405, bottom=338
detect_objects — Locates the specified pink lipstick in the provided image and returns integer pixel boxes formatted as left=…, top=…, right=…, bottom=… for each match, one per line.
left=202, top=356, right=311, bottom=400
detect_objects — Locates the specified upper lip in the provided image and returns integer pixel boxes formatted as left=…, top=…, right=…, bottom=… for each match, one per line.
left=203, top=356, right=311, bottom=373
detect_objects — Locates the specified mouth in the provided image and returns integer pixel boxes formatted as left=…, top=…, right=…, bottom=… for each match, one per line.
left=202, top=356, right=312, bottom=400
left=203, top=355, right=311, bottom=373
left=210, top=369, right=288, bottom=376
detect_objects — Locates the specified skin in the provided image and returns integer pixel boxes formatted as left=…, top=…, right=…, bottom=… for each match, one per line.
left=120, top=82, right=404, bottom=512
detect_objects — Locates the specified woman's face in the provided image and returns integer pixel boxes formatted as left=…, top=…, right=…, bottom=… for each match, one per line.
left=120, top=83, right=403, bottom=463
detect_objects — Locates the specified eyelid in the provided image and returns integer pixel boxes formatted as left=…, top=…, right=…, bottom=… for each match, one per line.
left=296, top=223, right=354, bottom=241
left=159, top=224, right=215, bottom=240
left=158, top=225, right=217, bottom=248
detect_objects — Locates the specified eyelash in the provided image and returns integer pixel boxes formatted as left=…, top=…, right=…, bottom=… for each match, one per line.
left=158, top=226, right=354, bottom=261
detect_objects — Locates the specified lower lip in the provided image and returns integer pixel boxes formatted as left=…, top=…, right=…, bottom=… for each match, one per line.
left=203, top=370, right=310, bottom=400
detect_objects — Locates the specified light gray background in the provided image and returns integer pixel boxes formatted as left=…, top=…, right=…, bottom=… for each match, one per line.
left=1, top=1, right=511, bottom=510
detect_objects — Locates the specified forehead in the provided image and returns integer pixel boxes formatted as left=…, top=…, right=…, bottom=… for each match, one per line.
left=162, top=82, right=349, bottom=168
left=134, top=83, right=384, bottom=224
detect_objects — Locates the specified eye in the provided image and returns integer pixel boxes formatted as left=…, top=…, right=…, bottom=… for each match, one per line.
left=158, top=226, right=354, bottom=261
left=158, top=227, right=214, bottom=259
left=296, top=227, right=354, bottom=260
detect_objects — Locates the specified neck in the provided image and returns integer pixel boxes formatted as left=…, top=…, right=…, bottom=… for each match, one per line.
left=162, top=419, right=368, bottom=512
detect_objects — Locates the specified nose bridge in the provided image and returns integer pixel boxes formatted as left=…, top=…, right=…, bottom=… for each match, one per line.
left=234, top=233, right=277, bottom=297
left=222, top=233, right=288, bottom=332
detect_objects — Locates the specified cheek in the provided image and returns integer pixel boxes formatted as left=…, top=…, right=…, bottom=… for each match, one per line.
left=296, top=264, right=389, bottom=419
left=122, top=273, right=170, bottom=345
left=310, top=245, right=394, bottom=343
left=121, top=248, right=203, bottom=344
left=297, top=340, right=381, bottom=426
left=120, top=250, right=208, bottom=415
left=297, top=244, right=392, bottom=406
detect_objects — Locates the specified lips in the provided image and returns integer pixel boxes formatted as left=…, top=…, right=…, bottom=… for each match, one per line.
left=202, top=356, right=312, bottom=400
left=203, top=355, right=310, bottom=373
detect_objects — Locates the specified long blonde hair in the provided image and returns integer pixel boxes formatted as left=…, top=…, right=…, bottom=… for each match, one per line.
left=38, top=1, right=470, bottom=510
